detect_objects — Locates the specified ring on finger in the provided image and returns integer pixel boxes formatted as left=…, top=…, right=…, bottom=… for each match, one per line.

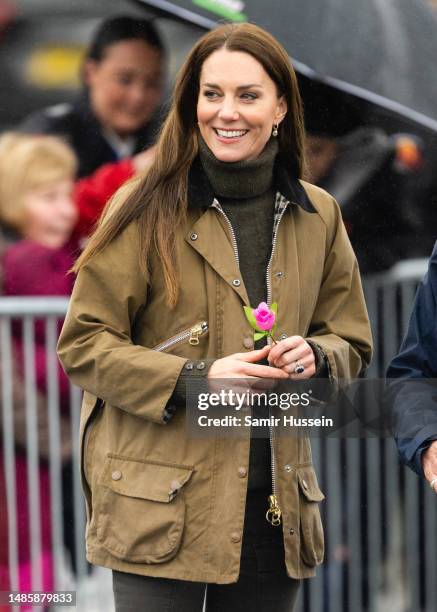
left=294, top=360, right=305, bottom=374
left=430, top=477, right=437, bottom=492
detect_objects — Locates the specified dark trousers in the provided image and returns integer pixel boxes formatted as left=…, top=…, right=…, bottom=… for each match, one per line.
left=112, top=488, right=300, bottom=611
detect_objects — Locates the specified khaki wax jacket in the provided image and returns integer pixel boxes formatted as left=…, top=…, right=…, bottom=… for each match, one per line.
left=57, top=155, right=373, bottom=583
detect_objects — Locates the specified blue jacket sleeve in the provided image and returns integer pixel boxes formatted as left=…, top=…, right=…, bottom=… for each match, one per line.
left=386, top=241, right=437, bottom=476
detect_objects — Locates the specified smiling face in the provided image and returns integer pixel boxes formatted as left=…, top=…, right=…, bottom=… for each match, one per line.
left=197, top=48, right=287, bottom=162
left=85, top=39, right=164, bottom=138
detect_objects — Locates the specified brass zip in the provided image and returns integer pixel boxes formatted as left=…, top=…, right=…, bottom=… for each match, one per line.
left=153, top=321, right=209, bottom=352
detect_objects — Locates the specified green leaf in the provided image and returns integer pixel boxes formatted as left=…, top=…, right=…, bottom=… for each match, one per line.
left=254, top=331, right=267, bottom=341
left=243, top=305, right=259, bottom=330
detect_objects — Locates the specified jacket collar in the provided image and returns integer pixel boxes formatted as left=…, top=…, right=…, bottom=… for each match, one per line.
left=187, top=151, right=316, bottom=213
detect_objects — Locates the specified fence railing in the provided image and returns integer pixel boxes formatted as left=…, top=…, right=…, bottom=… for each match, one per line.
left=0, top=297, right=112, bottom=611
left=1, top=259, right=436, bottom=612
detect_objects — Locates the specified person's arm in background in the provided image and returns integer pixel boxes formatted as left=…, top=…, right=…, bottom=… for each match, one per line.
left=73, top=147, right=156, bottom=239
left=386, top=242, right=437, bottom=483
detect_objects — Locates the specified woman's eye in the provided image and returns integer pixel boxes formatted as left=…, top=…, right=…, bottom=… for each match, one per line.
left=204, top=90, right=220, bottom=99
left=117, top=74, right=134, bottom=86
left=241, top=92, right=257, bottom=100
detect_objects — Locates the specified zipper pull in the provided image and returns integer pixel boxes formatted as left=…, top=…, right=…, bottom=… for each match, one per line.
left=266, top=494, right=282, bottom=526
left=189, top=321, right=208, bottom=346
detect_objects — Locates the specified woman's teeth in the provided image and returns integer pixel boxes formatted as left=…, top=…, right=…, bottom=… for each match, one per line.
left=215, top=129, right=248, bottom=139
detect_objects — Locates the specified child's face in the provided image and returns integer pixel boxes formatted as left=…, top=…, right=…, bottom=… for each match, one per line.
left=23, top=179, right=77, bottom=248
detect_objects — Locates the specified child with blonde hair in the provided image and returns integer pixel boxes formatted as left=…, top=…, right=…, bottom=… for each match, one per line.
left=0, top=133, right=78, bottom=603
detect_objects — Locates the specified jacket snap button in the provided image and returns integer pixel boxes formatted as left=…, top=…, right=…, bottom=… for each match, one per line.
left=301, top=479, right=308, bottom=490
left=170, top=479, right=182, bottom=491
left=196, top=362, right=206, bottom=370
left=275, top=271, right=284, bottom=278
left=230, top=532, right=241, bottom=543
left=238, top=466, right=247, bottom=478
left=190, top=232, right=198, bottom=241
left=185, top=362, right=194, bottom=370
left=243, top=337, right=254, bottom=349
left=279, top=334, right=288, bottom=341
left=289, top=528, right=295, bottom=535
left=284, top=464, right=292, bottom=472
left=232, top=279, right=241, bottom=287
left=111, top=470, right=122, bottom=481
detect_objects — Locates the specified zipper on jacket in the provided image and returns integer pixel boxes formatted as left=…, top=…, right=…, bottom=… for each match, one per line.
left=265, top=201, right=290, bottom=526
left=153, top=321, right=209, bottom=352
left=214, top=195, right=290, bottom=526
left=211, top=199, right=240, bottom=267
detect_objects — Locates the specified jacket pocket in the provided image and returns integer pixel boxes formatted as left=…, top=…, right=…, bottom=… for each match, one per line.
left=153, top=321, right=208, bottom=352
left=297, top=465, right=325, bottom=567
left=96, top=454, right=194, bottom=564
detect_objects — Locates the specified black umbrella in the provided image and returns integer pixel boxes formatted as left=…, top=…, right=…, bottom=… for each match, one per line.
left=135, top=0, right=437, bottom=132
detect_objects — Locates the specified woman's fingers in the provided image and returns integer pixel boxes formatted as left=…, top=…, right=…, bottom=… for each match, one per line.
left=272, top=344, right=312, bottom=368
left=208, top=351, right=288, bottom=380
left=233, top=344, right=271, bottom=362
left=268, top=336, right=313, bottom=368
left=239, top=362, right=289, bottom=379
left=283, top=354, right=316, bottom=380
left=268, top=336, right=306, bottom=365
left=266, top=335, right=316, bottom=380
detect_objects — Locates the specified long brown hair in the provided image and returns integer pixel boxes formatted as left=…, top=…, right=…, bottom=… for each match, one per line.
left=74, top=22, right=306, bottom=306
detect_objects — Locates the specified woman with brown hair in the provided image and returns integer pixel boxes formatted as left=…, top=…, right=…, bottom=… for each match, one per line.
left=57, top=22, right=372, bottom=611
left=21, top=16, right=165, bottom=178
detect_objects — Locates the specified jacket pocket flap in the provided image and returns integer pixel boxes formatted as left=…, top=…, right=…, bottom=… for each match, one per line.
left=297, top=467, right=325, bottom=502
left=101, top=455, right=194, bottom=503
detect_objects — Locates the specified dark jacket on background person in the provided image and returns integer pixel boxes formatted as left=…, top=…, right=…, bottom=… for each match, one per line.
left=57, top=153, right=372, bottom=583
left=19, top=94, right=161, bottom=178
left=386, top=242, right=437, bottom=475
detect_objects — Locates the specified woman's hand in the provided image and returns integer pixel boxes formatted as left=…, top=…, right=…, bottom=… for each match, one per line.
left=422, top=440, right=437, bottom=493
left=267, top=336, right=316, bottom=379
left=208, top=345, right=289, bottom=380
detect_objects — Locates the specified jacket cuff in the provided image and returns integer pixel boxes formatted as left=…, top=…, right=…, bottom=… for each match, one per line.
left=306, top=339, right=330, bottom=378
left=163, top=359, right=216, bottom=422
left=396, top=426, right=437, bottom=477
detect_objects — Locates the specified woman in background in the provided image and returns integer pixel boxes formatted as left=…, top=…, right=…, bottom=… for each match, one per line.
left=20, top=16, right=165, bottom=177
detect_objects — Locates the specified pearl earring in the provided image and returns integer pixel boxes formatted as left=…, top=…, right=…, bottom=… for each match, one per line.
left=272, top=123, right=279, bottom=137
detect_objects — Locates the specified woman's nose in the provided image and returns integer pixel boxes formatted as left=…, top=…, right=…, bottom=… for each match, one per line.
left=217, top=97, right=239, bottom=121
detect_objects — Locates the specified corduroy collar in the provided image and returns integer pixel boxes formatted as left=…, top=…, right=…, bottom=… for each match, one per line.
left=187, top=151, right=316, bottom=213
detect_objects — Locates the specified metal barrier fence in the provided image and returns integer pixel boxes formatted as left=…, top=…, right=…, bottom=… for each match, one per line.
left=0, top=298, right=113, bottom=611
left=0, top=260, right=436, bottom=612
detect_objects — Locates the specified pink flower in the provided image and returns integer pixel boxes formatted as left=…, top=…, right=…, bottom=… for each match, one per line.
left=253, top=302, right=276, bottom=331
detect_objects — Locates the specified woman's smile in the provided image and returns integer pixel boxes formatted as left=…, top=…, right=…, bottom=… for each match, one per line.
left=213, top=127, right=250, bottom=142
